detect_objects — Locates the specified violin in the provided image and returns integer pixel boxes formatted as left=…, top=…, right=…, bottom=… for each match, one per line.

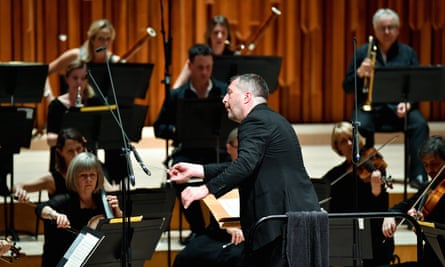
left=421, top=174, right=445, bottom=218
left=0, top=243, right=25, bottom=264
left=356, top=147, right=392, bottom=188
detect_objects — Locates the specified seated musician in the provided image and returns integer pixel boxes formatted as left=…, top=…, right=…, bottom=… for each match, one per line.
left=13, top=128, right=116, bottom=202
left=36, top=152, right=122, bottom=267
left=321, top=121, right=395, bottom=266
left=154, top=43, right=228, bottom=244
left=382, top=135, right=445, bottom=266
left=46, top=59, right=101, bottom=172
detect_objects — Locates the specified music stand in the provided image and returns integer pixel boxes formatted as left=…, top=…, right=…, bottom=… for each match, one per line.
left=212, top=55, right=282, bottom=92
left=418, top=221, right=445, bottom=267
left=176, top=98, right=238, bottom=162
left=0, top=63, right=48, bottom=103
left=127, top=187, right=176, bottom=232
left=373, top=65, right=445, bottom=198
left=87, top=63, right=154, bottom=106
left=310, top=178, right=331, bottom=211
left=61, top=105, right=148, bottom=150
left=373, top=66, right=445, bottom=103
left=329, top=217, right=373, bottom=266
left=56, top=226, right=105, bottom=267
left=78, top=217, right=166, bottom=267
left=0, top=62, right=46, bottom=240
left=96, top=104, right=148, bottom=150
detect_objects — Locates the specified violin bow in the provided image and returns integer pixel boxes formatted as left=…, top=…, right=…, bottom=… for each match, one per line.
left=396, top=163, right=445, bottom=227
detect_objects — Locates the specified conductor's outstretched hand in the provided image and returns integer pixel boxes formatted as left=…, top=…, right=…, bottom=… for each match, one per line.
left=168, top=163, right=204, bottom=183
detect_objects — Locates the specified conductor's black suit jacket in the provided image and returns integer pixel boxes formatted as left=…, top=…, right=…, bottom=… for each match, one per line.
left=204, top=103, right=320, bottom=250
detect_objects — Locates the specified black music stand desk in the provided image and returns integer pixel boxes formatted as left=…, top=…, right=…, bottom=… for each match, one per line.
left=0, top=63, right=45, bottom=239
left=212, top=55, right=282, bottom=92
left=0, top=62, right=47, bottom=104
left=373, top=65, right=445, bottom=103
left=373, top=65, right=445, bottom=199
left=87, top=63, right=154, bottom=106
left=176, top=98, right=238, bottom=162
left=86, top=216, right=166, bottom=267
left=418, top=221, right=445, bottom=267
left=61, top=105, right=148, bottom=150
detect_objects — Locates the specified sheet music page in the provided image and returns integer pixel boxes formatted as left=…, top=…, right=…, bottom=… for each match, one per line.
left=219, top=198, right=240, bottom=218
left=63, top=232, right=101, bottom=267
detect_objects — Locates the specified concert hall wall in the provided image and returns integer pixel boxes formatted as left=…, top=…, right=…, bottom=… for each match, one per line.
left=0, top=0, right=443, bottom=131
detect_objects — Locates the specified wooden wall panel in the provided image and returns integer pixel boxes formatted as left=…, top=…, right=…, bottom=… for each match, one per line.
left=0, top=0, right=444, bottom=132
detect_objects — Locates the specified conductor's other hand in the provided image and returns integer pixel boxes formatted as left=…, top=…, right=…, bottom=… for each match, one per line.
left=226, top=228, right=245, bottom=245
left=181, top=185, right=209, bottom=209
left=382, top=217, right=396, bottom=238
left=168, top=163, right=204, bottom=183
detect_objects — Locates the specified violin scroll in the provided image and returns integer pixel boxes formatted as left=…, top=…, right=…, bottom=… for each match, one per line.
left=0, top=242, right=25, bottom=264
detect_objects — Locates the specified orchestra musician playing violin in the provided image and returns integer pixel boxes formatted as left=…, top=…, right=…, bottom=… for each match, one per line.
left=36, top=152, right=122, bottom=267
left=321, top=121, right=395, bottom=266
left=382, top=135, right=445, bottom=267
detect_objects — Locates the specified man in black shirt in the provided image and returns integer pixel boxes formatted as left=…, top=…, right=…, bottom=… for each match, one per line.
left=342, top=8, right=429, bottom=188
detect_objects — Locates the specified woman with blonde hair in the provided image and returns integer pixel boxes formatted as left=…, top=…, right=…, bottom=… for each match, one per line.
left=322, top=121, right=394, bottom=266
left=36, top=152, right=122, bottom=267
left=44, top=19, right=120, bottom=102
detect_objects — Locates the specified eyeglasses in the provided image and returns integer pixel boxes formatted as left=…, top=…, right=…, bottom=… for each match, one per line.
left=376, top=25, right=398, bottom=32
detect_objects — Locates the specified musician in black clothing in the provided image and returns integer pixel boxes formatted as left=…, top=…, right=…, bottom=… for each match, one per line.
left=154, top=43, right=228, bottom=243
left=383, top=135, right=445, bottom=266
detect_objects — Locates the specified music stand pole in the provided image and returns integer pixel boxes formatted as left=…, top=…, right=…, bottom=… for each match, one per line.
left=160, top=0, right=173, bottom=266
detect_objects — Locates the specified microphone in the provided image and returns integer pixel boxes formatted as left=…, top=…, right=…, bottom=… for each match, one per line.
left=95, top=46, right=107, bottom=53
left=130, top=145, right=151, bottom=176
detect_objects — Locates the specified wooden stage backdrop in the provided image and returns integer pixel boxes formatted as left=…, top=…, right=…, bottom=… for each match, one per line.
left=0, top=0, right=444, bottom=131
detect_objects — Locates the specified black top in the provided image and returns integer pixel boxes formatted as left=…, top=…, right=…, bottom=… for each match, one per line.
left=36, top=192, right=105, bottom=267
left=321, top=161, right=394, bottom=265
left=389, top=176, right=445, bottom=266
left=342, top=41, right=419, bottom=107
left=153, top=78, right=228, bottom=164
left=203, top=104, right=320, bottom=250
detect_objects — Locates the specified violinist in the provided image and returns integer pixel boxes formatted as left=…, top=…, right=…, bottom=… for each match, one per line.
left=36, top=152, right=122, bottom=267
left=382, top=135, right=445, bottom=266
left=321, top=121, right=394, bottom=266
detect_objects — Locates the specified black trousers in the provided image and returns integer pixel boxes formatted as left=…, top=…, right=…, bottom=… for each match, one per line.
left=242, top=237, right=288, bottom=267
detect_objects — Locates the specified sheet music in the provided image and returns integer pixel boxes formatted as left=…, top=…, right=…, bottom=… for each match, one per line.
left=219, top=198, right=240, bottom=218
left=59, top=231, right=103, bottom=267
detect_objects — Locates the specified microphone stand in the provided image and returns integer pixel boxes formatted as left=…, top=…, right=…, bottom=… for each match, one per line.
left=159, top=0, right=173, bottom=266
left=89, top=47, right=150, bottom=267
left=160, top=0, right=173, bottom=170
left=351, top=37, right=362, bottom=267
